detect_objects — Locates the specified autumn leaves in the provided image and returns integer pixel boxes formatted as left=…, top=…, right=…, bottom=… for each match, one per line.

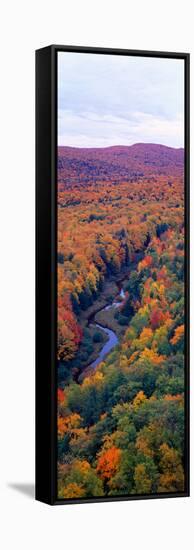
left=57, top=159, right=185, bottom=498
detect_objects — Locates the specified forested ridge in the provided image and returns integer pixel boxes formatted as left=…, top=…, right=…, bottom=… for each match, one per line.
left=57, top=143, right=185, bottom=498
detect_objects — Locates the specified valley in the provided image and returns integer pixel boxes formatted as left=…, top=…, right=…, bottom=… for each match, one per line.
left=57, top=143, right=185, bottom=499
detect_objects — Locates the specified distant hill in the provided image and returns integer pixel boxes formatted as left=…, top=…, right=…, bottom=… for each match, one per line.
left=58, top=143, right=184, bottom=187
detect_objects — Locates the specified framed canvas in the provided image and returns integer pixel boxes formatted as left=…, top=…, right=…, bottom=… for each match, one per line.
left=36, top=45, right=190, bottom=505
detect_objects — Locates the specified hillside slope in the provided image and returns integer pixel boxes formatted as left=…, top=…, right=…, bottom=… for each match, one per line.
left=58, top=143, right=184, bottom=188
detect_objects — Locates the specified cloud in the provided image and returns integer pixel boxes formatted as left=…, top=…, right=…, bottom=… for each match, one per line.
left=58, top=52, right=184, bottom=148
left=58, top=109, right=184, bottom=148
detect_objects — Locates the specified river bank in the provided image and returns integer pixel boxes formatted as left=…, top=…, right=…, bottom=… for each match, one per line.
left=77, top=283, right=126, bottom=382
left=58, top=253, right=143, bottom=386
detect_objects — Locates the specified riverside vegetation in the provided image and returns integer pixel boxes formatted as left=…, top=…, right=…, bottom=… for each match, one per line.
left=57, top=144, right=185, bottom=498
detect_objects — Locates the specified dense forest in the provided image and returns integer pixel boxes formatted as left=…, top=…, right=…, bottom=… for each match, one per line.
left=57, top=143, right=185, bottom=499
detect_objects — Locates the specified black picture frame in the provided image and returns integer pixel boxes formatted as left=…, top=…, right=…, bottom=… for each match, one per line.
left=36, top=45, right=190, bottom=505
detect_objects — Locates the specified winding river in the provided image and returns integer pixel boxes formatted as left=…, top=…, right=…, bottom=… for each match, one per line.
left=82, top=253, right=143, bottom=374
left=88, top=284, right=126, bottom=370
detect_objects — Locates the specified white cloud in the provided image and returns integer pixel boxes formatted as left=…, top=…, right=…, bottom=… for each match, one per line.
left=58, top=52, right=184, bottom=148
left=58, top=109, right=184, bottom=148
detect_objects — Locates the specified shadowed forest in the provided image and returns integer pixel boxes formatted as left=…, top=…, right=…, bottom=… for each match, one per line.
left=57, top=143, right=185, bottom=499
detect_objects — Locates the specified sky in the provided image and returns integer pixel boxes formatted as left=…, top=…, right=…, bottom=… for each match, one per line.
left=58, top=52, right=184, bottom=148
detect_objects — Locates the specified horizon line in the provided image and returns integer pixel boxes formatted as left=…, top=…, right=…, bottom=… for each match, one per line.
left=58, top=142, right=184, bottom=150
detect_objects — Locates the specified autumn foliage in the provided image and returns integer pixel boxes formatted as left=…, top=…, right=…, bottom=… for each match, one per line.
left=97, top=447, right=121, bottom=480
left=57, top=144, right=185, bottom=499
